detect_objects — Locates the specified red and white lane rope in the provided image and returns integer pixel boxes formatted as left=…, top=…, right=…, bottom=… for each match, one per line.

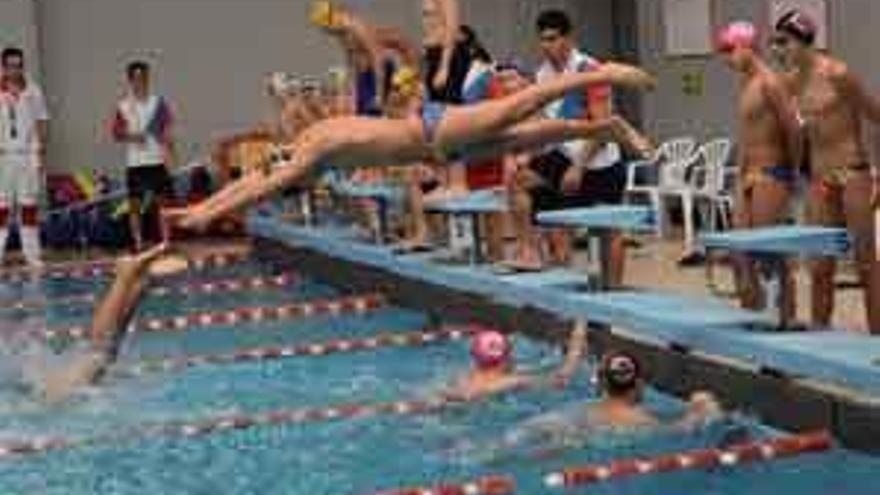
left=45, top=293, right=386, bottom=340
left=1, top=271, right=300, bottom=312
left=0, top=251, right=247, bottom=282
left=366, top=475, right=516, bottom=495
left=128, top=326, right=475, bottom=374
left=543, top=430, right=833, bottom=489
left=0, top=395, right=476, bottom=461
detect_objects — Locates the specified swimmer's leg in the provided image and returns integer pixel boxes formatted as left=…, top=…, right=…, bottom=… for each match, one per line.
left=748, top=178, right=795, bottom=323
left=433, top=64, right=654, bottom=149
left=842, top=171, right=880, bottom=334
left=43, top=244, right=172, bottom=401
left=464, top=119, right=616, bottom=159
left=807, top=184, right=845, bottom=327
left=90, top=243, right=171, bottom=362
left=731, top=183, right=763, bottom=310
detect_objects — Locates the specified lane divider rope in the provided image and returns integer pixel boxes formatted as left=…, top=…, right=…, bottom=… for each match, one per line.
left=356, top=430, right=833, bottom=495
left=1, top=271, right=301, bottom=312
left=365, top=476, right=516, bottom=495
left=127, top=325, right=475, bottom=374
left=543, top=430, right=832, bottom=488
left=0, top=395, right=476, bottom=460
left=45, top=293, right=386, bottom=340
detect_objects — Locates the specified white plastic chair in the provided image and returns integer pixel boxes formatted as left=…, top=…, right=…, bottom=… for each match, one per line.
left=660, top=138, right=733, bottom=257
left=691, top=138, right=735, bottom=233
left=624, top=137, right=696, bottom=238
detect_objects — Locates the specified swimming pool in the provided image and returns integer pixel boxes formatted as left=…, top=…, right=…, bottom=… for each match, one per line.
left=0, top=257, right=878, bottom=495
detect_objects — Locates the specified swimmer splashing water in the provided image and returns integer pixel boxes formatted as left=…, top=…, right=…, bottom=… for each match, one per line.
left=38, top=244, right=189, bottom=403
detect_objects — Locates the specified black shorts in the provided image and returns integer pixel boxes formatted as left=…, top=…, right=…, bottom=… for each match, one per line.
left=126, top=164, right=172, bottom=204
left=423, top=43, right=471, bottom=103
left=528, top=150, right=627, bottom=212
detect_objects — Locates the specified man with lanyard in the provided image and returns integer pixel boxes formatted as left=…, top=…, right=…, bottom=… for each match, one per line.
left=111, top=60, right=176, bottom=251
left=0, top=47, right=48, bottom=271
left=528, top=10, right=628, bottom=283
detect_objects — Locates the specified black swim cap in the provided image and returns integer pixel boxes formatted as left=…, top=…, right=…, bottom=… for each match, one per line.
left=775, top=9, right=817, bottom=46
left=599, top=352, right=641, bottom=395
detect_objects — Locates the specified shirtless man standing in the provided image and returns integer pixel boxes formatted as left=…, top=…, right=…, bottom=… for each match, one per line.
left=716, top=22, right=800, bottom=324
left=774, top=10, right=880, bottom=333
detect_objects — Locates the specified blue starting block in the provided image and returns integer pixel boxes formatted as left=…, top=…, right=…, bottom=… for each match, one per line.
left=700, top=226, right=851, bottom=330
left=424, top=189, right=508, bottom=264
left=537, top=205, right=656, bottom=291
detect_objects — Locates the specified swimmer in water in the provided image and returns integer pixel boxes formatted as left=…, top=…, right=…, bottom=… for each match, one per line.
left=444, top=321, right=587, bottom=400
left=162, top=62, right=656, bottom=233
left=479, top=352, right=723, bottom=463
left=585, top=351, right=723, bottom=430
left=41, top=243, right=188, bottom=403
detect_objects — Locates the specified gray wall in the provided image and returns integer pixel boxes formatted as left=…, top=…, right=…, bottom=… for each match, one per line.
left=0, top=0, right=40, bottom=79
left=637, top=0, right=880, bottom=156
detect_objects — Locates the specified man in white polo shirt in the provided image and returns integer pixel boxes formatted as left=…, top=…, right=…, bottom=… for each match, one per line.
left=0, top=46, right=48, bottom=270
left=111, top=60, right=176, bottom=251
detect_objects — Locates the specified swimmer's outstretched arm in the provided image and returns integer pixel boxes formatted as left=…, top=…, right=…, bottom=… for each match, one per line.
left=832, top=65, right=880, bottom=124
left=375, top=26, right=420, bottom=68
left=89, top=244, right=173, bottom=366
left=42, top=244, right=177, bottom=402
left=325, top=8, right=387, bottom=95
left=552, top=320, right=588, bottom=387
left=428, top=0, right=460, bottom=92
left=762, top=78, right=801, bottom=168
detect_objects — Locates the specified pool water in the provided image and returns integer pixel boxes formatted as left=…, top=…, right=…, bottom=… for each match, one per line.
left=0, top=258, right=878, bottom=495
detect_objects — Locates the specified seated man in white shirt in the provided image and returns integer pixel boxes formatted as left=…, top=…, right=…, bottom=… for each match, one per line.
left=502, top=10, right=652, bottom=278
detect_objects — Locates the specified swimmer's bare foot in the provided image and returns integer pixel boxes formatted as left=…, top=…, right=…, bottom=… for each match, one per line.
left=163, top=205, right=211, bottom=233
left=115, top=242, right=172, bottom=280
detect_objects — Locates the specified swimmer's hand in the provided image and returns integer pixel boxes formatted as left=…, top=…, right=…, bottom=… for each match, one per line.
left=41, top=353, right=105, bottom=404
left=600, top=63, right=657, bottom=90
left=115, top=242, right=171, bottom=278
left=163, top=205, right=210, bottom=233
left=676, top=390, right=724, bottom=431
left=431, top=64, right=450, bottom=94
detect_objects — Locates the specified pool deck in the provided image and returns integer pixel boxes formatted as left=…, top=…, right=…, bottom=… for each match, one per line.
left=249, top=213, right=880, bottom=452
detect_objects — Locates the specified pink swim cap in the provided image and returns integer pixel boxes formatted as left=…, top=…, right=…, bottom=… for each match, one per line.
left=470, top=330, right=512, bottom=369
left=716, top=21, right=758, bottom=53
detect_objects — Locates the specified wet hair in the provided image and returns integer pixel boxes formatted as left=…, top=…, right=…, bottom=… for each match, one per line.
left=126, top=60, right=150, bottom=80
left=536, top=9, right=572, bottom=37
left=1, top=47, right=24, bottom=66
left=459, top=25, right=492, bottom=64
left=775, top=9, right=817, bottom=46
left=599, top=352, right=641, bottom=397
